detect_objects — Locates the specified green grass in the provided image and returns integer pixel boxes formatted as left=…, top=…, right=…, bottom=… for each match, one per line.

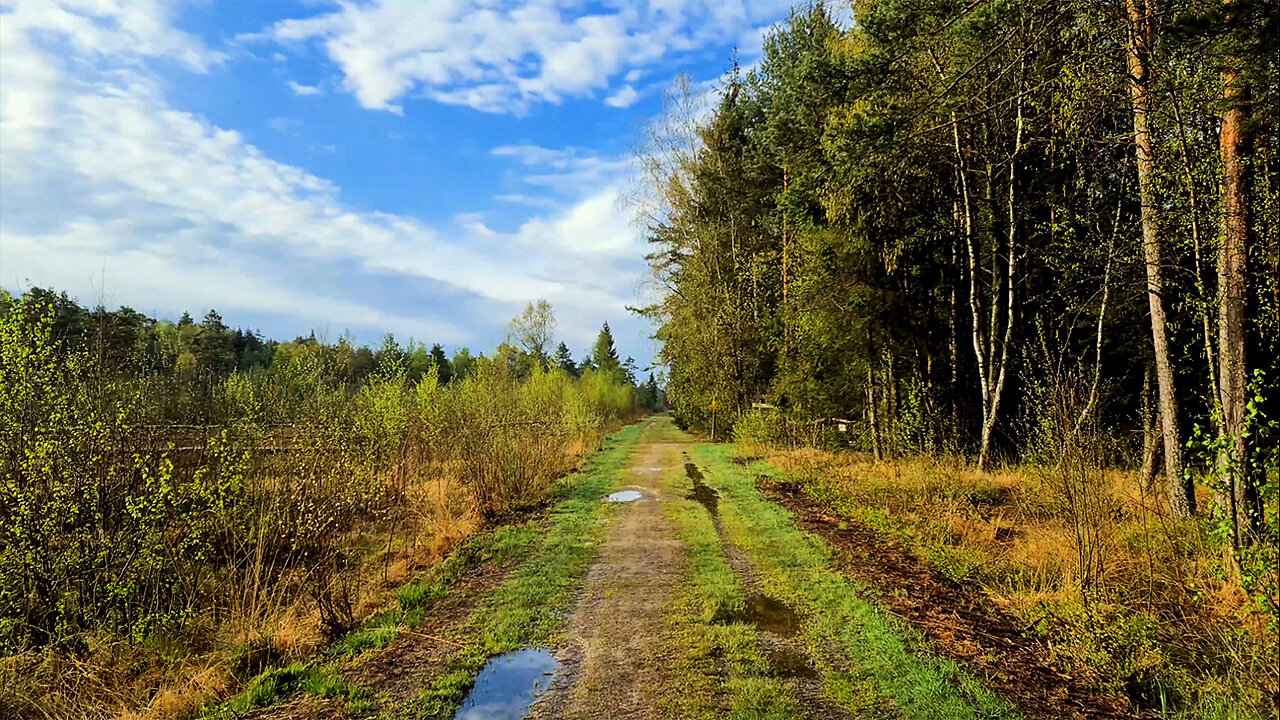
left=402, top=419, right=649, bottom=719
left=204, top=661, right=377, bottom=718
left=656, top=462, right=804, bottom=720
left=687, top=441, right=1022, bottom=720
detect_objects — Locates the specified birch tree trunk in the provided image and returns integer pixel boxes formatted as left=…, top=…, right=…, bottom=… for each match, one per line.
left=1127, top=0, right=1192, bottom=515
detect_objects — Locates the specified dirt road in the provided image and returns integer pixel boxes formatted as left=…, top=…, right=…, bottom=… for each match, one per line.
left=229, top=417, right=1129, bottom=720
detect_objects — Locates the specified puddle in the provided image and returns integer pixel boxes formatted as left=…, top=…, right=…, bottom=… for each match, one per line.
left=684, top=462, right=719, bottom=516
left=606, top=490, right=643, bottom=503
left=732, top=593, right=801, bottom=637
left=453, top=648, right=558, bottom=720
left=768, top=646, right=817, bottom=679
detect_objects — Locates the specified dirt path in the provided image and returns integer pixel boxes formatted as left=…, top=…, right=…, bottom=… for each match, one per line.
left=532, top=423, right=688, bottom=719
left=219, top=418, right=1129, bottom=720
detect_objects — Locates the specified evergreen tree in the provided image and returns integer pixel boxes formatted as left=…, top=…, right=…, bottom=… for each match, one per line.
left=553, top=342, right=578, bottom=376
left=591, top=322, right=621, bottom=378
left=430, top=343, right=452, bottom=384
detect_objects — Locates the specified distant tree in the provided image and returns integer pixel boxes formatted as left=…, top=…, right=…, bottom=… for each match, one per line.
left=452, top=347, right=476, bottom=380
left=645, top=373, right=662, bottom=409
left=178, top=311, right=193, bottom=327
left=233, top=328, right=271, bottom=370
left=373, top=333, right=404, bottom=373
left=553, top=342, right=578, bottom=376
left=192, top=309, right=235, bottom=375
left=404, top=340, right=433, bottom=381
left=507, top=299, right=557, bottom=367
left=353, top=346, right=375, bottom=380
left=494, top=341, right=536, bottom=378
left=622, top=356, right=638, bottom=385
left=86, top=305, right=150, bottom=369
left=591, top=322, right=621, bottom=378
left=430, top=343, right=452, bottom=384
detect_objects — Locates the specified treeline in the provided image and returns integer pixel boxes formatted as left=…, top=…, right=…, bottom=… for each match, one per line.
left=641, top=1, right=1276, bottom=521
left=0, top=288, right=649, bottom=717
left=0, top=288, right=663, bottom=418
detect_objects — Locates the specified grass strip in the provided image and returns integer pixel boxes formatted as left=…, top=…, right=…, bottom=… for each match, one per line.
left=689, top=441, right=1021, bottom=720
left=656, top=461, right=805, bottom=720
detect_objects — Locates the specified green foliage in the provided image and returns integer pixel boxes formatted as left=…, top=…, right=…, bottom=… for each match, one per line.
left=1186, top=371, right=1280, bottom=636
left=0, top=292, right=642, bottom=664
left=640, top=0, right=1280, bottom=476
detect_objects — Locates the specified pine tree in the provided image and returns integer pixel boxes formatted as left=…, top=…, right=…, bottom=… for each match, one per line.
left=553, top=342, right=577, bottom=376
left=591, top=322, right=621, bottom=378
left=429, top=343, right=452, bottom=384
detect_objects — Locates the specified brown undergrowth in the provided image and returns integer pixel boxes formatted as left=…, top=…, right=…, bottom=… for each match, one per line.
left=753, top=447, right=1277, bottom=718
left=2, top=471, right=477, bottom=720
left=1, top=297, right=642, bottom=720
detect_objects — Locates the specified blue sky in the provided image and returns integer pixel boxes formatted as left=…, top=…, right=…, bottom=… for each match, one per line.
left=0, top=0, right=799, bottom=365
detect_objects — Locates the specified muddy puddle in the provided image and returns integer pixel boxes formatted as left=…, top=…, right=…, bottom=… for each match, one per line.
left=605, top=490, right=643, bottom=503
left=736, top=592, right=801, bottom=636
left=767, top=645, right=817, bottom=679
left=453, top=648, right=558, bottom=720
left=684, top=462, right=719, bottom=516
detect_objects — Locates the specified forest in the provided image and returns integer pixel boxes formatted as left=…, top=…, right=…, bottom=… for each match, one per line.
left=637, top=0, right=1277, bottom=713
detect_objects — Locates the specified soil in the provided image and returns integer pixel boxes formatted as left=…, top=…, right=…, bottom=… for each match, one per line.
left=349, top=556, right=514, bottom=701
left=531, top=425, right=688, bottom=720
left=761, top=480, right=1136, bottom=720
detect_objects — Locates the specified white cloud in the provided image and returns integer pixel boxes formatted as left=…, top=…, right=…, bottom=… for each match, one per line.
left=0, top=0, right=647, bottom=349
left=255, top=0, right=794, bottom=114
left=287, top=79, right=323, bottom=96
left=496, top=193, right=560, bottom=209
left=491, top=144, right=629, bottom=195
left=604, top=84, right=640, bottom=108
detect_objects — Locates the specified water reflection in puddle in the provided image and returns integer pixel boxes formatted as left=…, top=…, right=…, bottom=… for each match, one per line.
left=606, top=490, right=643, bottom=503
left=732, top=593, right=801, bottom=637
left=453, top=648, right=558, bottom=720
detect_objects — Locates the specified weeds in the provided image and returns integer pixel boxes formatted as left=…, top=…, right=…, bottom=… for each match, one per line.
left=0, top=296, right=641, bottom=719
left=761, top=440, right=1278, bottom=716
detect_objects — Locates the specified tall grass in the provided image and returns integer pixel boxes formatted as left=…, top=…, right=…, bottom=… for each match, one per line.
left=761, top=443, right=1278, bottom=716
left=0, top=296, right=640, bottom=719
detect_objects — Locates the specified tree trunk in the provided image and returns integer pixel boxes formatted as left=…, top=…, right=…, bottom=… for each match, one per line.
left=1217, top=46, right=1254, bottom=544
left=949, top=216, right=960, bottom=431
left=1142, top=367, right=1163, bottom=489
left=1126, top=0, right=1192, bottom=515
left=867, top=365, right=883, bottom=462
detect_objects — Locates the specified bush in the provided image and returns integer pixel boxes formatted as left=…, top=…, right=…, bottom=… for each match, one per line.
left=0, top=295, right=643, bottom=717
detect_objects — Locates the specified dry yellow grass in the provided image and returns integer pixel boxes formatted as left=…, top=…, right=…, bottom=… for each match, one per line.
left=760, top=447, right=1278, bottom=708
left=0, top=468, right=482, bottom=720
